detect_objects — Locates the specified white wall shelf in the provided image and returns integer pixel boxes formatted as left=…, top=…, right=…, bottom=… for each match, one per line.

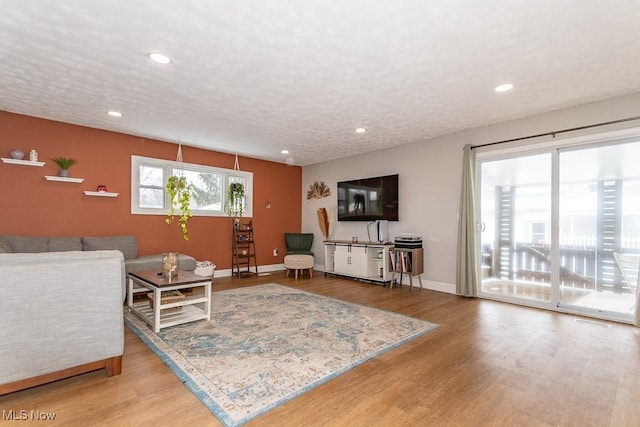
left=2, top=158, right=45, bottom=167
left=45, top=175, right=84, bottom=183
left=84, top=191, right=119, bottom=197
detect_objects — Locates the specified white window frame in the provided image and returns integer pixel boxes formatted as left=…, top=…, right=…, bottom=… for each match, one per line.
left=131, top=155, right=253, bottom=217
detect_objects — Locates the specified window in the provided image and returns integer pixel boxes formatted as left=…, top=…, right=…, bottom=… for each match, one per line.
left=530, top=222, right=546, bottom=245
left=131, top=155, right=253, bottom=217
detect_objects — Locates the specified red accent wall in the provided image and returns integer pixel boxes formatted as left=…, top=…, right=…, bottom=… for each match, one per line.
left=0, top=111, right=302, bottom=270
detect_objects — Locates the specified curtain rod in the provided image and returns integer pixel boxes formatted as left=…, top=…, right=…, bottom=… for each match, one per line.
left=471, top=115, right=640, bottom=149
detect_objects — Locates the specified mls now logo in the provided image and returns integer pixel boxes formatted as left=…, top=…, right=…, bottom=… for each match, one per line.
left=2, top=410, right=28, bottom=421
left=3, top=410, right=56, bottom=421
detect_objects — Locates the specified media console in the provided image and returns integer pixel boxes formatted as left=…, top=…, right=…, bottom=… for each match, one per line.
left=323, top=240, right=394, bottom=284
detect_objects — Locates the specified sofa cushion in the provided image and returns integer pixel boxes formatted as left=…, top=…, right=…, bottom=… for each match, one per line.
left=0, top=237, right=12, bottom=253
left=82, top=236, right=138, bottom=260
left=1, top=235, right=48, bottom=253
left=48, top=236, right=82, bottom=252
left=125, top=253, right=197, bottom=274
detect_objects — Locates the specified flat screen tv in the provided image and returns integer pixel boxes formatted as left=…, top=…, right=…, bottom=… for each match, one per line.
left=337, top=174, right=399, bottom=221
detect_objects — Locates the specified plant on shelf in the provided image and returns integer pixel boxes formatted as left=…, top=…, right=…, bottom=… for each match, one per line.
left=165, top=175, right=194, bottom=241
left=225, top=182, right=245, bottom=222
left=51, top=157, right=78, bottom=177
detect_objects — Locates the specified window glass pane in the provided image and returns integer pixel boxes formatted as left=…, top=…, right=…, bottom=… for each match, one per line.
left=140, top=165, right=163, bottom=187
left=229, top=176, right=245, bottom=185
left=177, top=169, right=223, bottom=211
left=479, top=153, right=552, bottom=303
left=139, top=188, right=164, bottom=208
left=559, top=141, right=640, bottom=316
left=227, top=176, right=247, bottom=215
left=531, top=222, right=546, bottom=245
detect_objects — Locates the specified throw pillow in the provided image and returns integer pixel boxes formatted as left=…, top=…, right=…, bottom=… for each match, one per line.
left=48, top=237, right=83, bottom=252
left=0, top=237, right=12, bottom=253
left=2, top=236, right=48, bottom=253
left=82, top=236, right=138, bottom=260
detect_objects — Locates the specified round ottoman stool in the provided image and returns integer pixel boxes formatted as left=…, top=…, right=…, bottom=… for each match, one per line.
left=284, top=254, right=314, bottom=279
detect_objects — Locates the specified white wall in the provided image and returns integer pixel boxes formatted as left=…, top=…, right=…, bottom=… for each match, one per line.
left=302, top=92, right=640, bottom=294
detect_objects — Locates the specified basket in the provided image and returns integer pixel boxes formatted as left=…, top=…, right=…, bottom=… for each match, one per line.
left=148, top=290, right=185, bottom=314
left=194, top=260, right=216, bottom=277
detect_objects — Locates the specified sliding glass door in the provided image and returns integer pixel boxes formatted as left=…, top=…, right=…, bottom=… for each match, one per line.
left=477, top=136, right=640, bottom=322
left=558, top=143, right=640, bottom=317
left=479, top=153, right=553, bottom=306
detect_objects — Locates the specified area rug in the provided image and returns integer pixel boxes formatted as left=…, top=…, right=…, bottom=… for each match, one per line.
left=124, top=283, right=438, bottom=426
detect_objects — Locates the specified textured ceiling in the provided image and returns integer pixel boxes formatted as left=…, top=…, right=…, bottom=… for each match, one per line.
left=1, top=1, right=639, bottom=166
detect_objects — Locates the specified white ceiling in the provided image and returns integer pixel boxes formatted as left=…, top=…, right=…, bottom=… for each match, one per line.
left=1, top=1, right=639, bottom=166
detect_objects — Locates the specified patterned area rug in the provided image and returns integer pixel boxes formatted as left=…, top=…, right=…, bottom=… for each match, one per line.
left=124, top=283, right=438, bottom=426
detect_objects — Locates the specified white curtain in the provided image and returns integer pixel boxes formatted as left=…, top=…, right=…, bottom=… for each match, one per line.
left=456, top=144, right=478, bottom=297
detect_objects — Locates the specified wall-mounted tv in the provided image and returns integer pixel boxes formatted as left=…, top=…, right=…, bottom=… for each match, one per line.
left=337, top=174, right=399, bottom=221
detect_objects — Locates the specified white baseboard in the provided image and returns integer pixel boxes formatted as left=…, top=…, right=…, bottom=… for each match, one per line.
left=391, top=275, right=455, bottom=294
left=315, top=265, right=456, bottom=294
left=258, top=263, right=286, bottom=273
left=421, top=279, right=456, bottom=294
left=215, top=263, right=285, bottom=278
left=215, top=264, right=457, bottom=294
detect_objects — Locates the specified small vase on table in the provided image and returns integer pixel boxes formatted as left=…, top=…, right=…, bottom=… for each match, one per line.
left=162, top=252, right=179, bottom=280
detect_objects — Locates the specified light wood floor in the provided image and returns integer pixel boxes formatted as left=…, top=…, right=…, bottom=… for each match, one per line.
left=2, top=272, right=639, bottom=426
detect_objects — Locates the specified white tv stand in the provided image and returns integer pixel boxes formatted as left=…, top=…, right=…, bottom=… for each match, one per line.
left=324, top=240, right=394, bottom=284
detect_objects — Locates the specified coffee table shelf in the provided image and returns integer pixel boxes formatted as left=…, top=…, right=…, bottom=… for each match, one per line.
left=127, top=270, right=212, bottom=332
left=130, top=301, right=208, bottom=330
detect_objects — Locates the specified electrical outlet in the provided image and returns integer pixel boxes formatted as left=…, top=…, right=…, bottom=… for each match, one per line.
left=273, top=248, right=278, bottom=257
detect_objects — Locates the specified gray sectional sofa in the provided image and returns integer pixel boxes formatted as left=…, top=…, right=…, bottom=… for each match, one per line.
left=0, top=235, right=198, bottom=394
left=0, top=235, right=197, bottom=276
left=0, top=250, right=125, bottom=394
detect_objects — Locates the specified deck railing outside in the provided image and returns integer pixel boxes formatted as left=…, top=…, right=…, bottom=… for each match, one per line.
left=481, top=241, right=640, bottom=294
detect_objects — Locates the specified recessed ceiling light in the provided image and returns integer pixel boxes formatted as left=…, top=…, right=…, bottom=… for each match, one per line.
left=495, top=83, right=514, bottom=93
left=107, top=110, right=123, bottom=117
left=281, top=149, right=289, bottom=155
left=355, top=127, right=367, bottom=134
left=148, top=52, right=172, bottom=65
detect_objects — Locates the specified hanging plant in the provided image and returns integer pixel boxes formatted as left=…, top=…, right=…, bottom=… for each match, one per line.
left=165, top=175, right=194, bottom=241
left=225, top=182, right=245, bottom=218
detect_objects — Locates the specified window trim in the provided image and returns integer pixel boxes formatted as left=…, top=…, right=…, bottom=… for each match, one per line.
left=131, top=155, right=253, bottom=217
left=475, top=126, right=640, bottom=160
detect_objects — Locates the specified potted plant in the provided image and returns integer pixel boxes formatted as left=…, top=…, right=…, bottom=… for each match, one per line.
left=225, top=182, right=245, bottom=223
left=165, top=175, right=193, bottom=241
left=51, top=157, right=78, bottom=177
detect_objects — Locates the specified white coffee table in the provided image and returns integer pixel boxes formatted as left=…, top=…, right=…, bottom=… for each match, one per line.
left=127, top=270, right=212, bottom=332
